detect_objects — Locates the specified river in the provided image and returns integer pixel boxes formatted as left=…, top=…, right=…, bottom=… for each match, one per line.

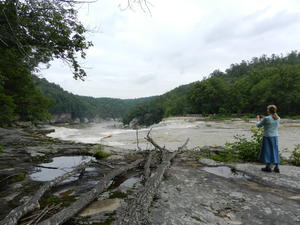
left=47, top=117, right=300, bottom=157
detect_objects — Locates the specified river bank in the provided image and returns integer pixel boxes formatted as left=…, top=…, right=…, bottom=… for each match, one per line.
left=0, top=126, right=299, bottom=225
left=46, top=117, right=300, bottom=158
left=0, top=127, right=120, bottom=222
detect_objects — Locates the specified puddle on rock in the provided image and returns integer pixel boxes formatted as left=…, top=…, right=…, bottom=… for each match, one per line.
left=202, top=166, right=250, bottom=180
left=79, top=198, right=121, bottom=217
left=30, top=156, right=94, bottom=182
left=109, top=176, right=142, bottom=189
left=203, top=166, right=300, bottom=202
left=120, top=177, right=142, bottom=188
left=237, top=180, right=300, bottom=202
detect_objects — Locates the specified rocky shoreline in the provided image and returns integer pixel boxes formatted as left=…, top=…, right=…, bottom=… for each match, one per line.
left=0, top=127, right=299, bottom=225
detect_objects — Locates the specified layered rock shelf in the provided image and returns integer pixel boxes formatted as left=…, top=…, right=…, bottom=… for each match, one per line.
left=0, top=127, right=299, bottom=225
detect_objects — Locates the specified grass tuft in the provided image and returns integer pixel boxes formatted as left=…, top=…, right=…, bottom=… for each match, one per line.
left=93, top=145, right=112, bottom=159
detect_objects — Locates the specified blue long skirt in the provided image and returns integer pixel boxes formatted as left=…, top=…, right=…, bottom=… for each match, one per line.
left=259, top=136, right=280, bottom=164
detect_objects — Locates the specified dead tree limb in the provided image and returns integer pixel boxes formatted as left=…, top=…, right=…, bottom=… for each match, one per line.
left=136, top=129, right=142, bottom=151
left=115, top=137, right=189, bottom=225
left=37, top=159, right=144, bottom=225
left=92, top=161, right=115, bottom=169
left=144, top=129, right=167, bottom=155
left=0, top=160, right=93, bottom=225
left=35, top=165, right=59, bottom=170
left=143, top=151, right=153, bottom=181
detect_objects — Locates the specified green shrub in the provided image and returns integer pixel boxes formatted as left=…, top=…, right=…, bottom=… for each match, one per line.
left=13, top=172, right=27, bottom=182
left=279, top=154, right=289, bottom=165
left=93, top=145, right=111, bottom=159
left=222, top=127, right=263, bottom=162
left=210, top=149, right=239, bottom=162
left=195, top=147, right=239, bottom=163
left=290, top=145, right=300, bottom=166
left=199, top=127, right=263, bottom=163
left=41, top=195, right=76, bottom=208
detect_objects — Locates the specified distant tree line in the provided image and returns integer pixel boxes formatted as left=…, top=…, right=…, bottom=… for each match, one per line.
left=1, top=0, right=299, bottom=129
left=189, top=51, right=300, bottom=116
left=123, top=51, right=300, bottom=126
left=35, top=77, right=154, bottom=122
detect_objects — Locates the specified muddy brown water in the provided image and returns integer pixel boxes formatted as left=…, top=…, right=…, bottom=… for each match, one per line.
left=47, top=117, right=300, bottom=157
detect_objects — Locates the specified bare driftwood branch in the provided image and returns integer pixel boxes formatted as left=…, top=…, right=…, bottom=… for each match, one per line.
left=0, top=160, right=93, bottom=225
left=35, top=165, right=59, bottom=170
left=92, top=161, right=115, bottom=169
left=20, top=204, right=61, bottom=225
left=144, top=128, right=164, bottom=152
left=116, top=135, right=189, bottom=225
left=143, top=151, right=153, bottom=181
left=21, top=203, right=62, bottom=225
left=136, top=129, right=142, bottom=151
left=37, top=159, right=144, bottom=225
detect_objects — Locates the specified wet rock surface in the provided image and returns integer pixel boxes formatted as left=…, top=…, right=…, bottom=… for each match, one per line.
left=1, top=127, right=300, bottom=225
left=150, top=162, right=300, bottom=225
left=0, top=127, right=115, bottom=221
left=233, top=163, right=300, bottom=192
left=79, top=198, right=122, bottom=217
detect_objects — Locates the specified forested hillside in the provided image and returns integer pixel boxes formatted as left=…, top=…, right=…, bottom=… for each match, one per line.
left=0, top=0, right=92, bottom=127
left=123, top=51, right=300, bottom=126
left=122, top=83, right=194, bottom=126
left=35, top=77, right=154, bottom=121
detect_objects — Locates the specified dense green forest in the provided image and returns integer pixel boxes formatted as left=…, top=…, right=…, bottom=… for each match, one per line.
left=123, top=51, right=300, bottom=126
left=122, top=84, right=193, bottom=126
left=1, top=2, right=300, bottom=127
left=35, top=77, right=154, bottom=121
left=0, top=0, right=156, bottom=127
left=0, top=0, right=92, bottom=126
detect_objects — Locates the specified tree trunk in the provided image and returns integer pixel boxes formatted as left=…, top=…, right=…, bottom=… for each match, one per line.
left=37, top=158, right=144, bottom=225
left=0, top=160, right=93, bottom=225
left=115, top=135, right=189, bottom=225
left=143, top=151, right=153, bottom=181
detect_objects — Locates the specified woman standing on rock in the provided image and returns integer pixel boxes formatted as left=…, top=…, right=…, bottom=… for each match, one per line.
left=256, top=105, right=280, bottom=173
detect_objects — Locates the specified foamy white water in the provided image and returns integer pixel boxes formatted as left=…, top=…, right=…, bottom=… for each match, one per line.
left=47, top=117, right=300, bottom=157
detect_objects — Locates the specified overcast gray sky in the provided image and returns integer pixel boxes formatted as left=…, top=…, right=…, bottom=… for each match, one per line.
left=41, top=0, right=300, bottom=99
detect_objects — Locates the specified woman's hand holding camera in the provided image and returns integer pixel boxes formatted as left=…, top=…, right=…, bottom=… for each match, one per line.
left=256, top=115, right=263, bottom=121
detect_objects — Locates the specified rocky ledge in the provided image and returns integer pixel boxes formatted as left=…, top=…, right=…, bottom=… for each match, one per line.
left=150, top=157, right=300, bottom=225
left=0, top=127, right=299, bottom=225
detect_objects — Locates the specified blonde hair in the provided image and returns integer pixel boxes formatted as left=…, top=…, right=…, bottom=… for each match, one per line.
left=267, top=105, right=280, bottom=120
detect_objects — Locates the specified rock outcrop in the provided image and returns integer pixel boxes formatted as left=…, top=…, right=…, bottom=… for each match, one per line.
left=1, top=127, right=300, bottom=225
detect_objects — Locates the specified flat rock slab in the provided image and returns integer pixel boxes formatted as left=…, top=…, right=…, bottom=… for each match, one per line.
left=79, top=198, right=121, bottom=217
left=234, top=163, right=300, bottom=191
left=150, top=164, right=300, bottom=225
left=198, top=158, right=224, bottom=166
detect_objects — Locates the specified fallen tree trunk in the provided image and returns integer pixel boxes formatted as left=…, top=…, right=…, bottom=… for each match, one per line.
left=143, top=151, right=153, bottom=181
left=0, top=160, right=93, bottom=225
left=115, top=134, right=189, bottom=225
left=35, top=165, right=59, bottom=170
left=37, top=158, right=144, bottom=225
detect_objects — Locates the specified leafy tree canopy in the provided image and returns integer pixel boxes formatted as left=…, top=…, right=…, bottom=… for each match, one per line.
left=0, top=0, right=93, bottom=126
left=0, top=0, right=92, bottom=79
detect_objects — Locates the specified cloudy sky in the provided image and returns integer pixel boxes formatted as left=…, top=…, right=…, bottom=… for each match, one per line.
left=41, top=0, right=300, bottom=99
